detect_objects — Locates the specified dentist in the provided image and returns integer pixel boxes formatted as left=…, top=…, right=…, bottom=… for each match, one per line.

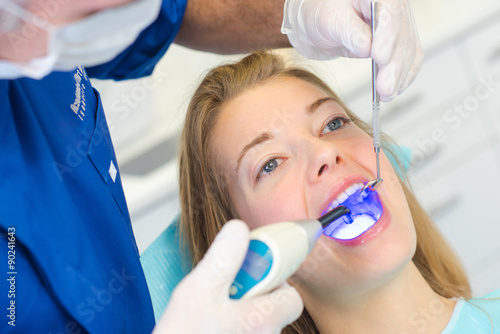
left=0, top=0, right=422, bottom=333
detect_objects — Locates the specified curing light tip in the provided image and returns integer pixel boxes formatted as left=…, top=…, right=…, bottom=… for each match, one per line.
left=318, top=206, right=351, bottom=228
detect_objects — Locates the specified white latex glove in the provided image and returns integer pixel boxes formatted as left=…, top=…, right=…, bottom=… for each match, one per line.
left=154, top=219, right=304, bottom=334
left=282, top=0, right=424, bottom=101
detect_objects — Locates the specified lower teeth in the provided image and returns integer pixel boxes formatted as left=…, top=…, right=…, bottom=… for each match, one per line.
left=328, top=214, right=376, bottom=240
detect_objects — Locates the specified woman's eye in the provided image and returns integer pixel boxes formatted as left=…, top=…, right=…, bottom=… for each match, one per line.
left=321, top=116, right=351, bottom=135
left=257, top=158, right=282, bottom=181
left=263, top=159, right=278, bottom=173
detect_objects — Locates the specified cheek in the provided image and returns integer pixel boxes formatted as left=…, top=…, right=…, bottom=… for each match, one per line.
left=231, top=176, right=307, bottom=230
left=379, top=152, right=415, bottom=234
left=340, top=130, right=375, bottom=168
left=377, top=151, right=417, bottom=251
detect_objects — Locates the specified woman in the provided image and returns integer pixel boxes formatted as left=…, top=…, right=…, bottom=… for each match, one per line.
left=178, top=51, right=499, bottom=333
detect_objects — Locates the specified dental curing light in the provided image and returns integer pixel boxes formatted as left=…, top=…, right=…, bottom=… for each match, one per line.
left=229, top=206, right=350, bottom=300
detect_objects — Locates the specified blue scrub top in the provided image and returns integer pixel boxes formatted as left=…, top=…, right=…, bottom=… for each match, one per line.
left=0, top=0, right=187, bottom=332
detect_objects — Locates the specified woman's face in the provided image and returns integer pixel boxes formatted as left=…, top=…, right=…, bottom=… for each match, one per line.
left=211, top=76, right=416, bottom=299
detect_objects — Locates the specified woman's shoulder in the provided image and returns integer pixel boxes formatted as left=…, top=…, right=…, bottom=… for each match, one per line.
left=447, top=289, right=500, bottom=334
left=466, top=289, right=500, bottom=314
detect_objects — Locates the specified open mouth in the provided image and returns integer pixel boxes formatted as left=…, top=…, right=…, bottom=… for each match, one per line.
left=322, top=183, right=383, bottom=240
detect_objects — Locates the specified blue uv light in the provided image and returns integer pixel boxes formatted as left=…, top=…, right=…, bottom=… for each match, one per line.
left=322, top=187, right=383, bottom=238
left=346, top=187, right=382, bottom=223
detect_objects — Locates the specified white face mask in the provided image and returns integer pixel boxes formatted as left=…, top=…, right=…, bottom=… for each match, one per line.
left=0, top=0, right=162, bottom=80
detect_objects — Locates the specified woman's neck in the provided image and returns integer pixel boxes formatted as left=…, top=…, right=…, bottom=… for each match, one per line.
left=302, top=263, right=456, bottom=334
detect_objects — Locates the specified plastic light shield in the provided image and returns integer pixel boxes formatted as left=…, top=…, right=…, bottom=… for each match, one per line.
left=230, top=221, right=314, bottom=300
left=322, top=187, right=383, bottom=240
left=230, top=240, right=273, bottom=299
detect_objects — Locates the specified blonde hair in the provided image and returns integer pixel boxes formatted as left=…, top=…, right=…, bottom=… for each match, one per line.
left=178, top=50, right=471, bottom=333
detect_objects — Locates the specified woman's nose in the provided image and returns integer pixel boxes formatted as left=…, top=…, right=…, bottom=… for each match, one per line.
left=306, top=137, right=343, bottom=183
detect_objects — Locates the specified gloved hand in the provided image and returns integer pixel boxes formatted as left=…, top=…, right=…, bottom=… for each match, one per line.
left=153, top=219, right=304, bottom=334
left=282, top=0, right=424, bottom=101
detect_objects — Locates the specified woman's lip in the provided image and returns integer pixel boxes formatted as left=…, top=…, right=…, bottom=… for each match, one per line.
left=325, top=200, right=391, bottom=247
left=320, top=174, right=372, bottom=215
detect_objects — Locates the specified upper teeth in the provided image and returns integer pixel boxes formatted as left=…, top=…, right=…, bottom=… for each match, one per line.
left=327, top=183, right=364, bottom=211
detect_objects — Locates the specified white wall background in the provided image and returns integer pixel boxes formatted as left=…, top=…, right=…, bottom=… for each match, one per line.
left=91, top=0, right=500, bottom=296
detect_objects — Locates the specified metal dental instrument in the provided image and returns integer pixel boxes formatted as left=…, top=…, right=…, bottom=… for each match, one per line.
left=362, top=1, right=383, bottom=194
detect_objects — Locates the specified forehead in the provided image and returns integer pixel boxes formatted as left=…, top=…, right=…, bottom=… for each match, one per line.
left=209, top=76, right=330, bottom=168
left=226, top=76, right=327, bottom=116
left=216, top=77, right=327, bottom=136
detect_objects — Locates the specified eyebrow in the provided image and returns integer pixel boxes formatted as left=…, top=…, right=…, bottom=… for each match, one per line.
left=236, top=97, right=337, bottom=172
left=306, top=97, right=337, bottom=115
left=237, top=132, right=274, bottom=172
